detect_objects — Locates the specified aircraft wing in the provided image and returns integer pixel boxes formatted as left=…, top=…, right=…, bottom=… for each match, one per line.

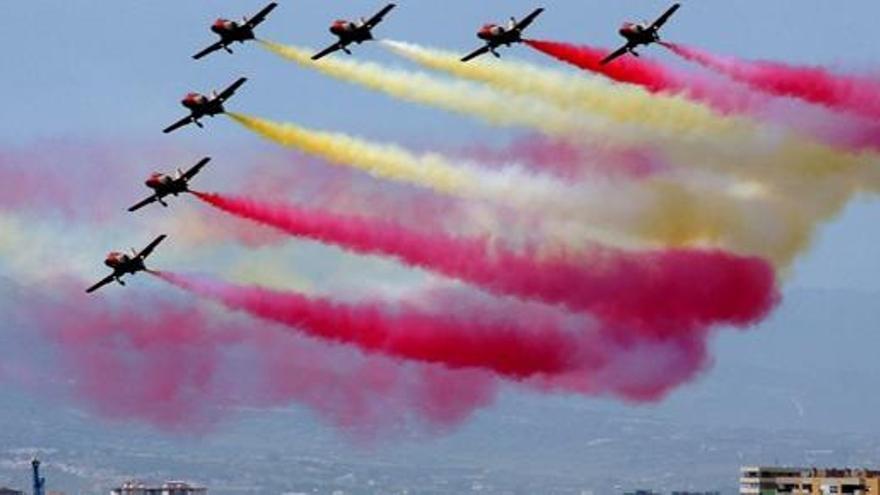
left=311, top=42, right=345, bottom=61
left=515, top=7, right=545, bottom=31
left=86, top=274, right=117, bottom=294
left=460, top=45, right=491, bottom=62
left=600, top=44, right=631, bottom=65
left=137, top=234, right=168, bottom=260
left=127, top=195, right=160, bottom=213
left=650, top=3, right=681, bottom=31
left=182, top=156, right=211, bottom=181
left=192, top=40, right=225, bottom=60
left=245, top=2, right=278, bottom=29
left=163, top=115, right=193, bottom=134
left=217, top=77, right=248, bottom=102
left=364, top=3, right=396, bottom=29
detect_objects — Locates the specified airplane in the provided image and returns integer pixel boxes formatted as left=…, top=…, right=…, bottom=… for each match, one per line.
left=601, top=3, right=681, bottom=65
left=128, top=157, right=211, bottom=212
left=193, top=3, right=278, bottom=60
left=162, top=77, right=247, bottom=134
left=85, top=235, right=167, bottom=294
left=310, top=4, right=397, bottom=61
left=460, top=7, right=545, bottom=62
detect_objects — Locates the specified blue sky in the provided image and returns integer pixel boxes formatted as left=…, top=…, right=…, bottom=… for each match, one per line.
left=2, top=0, right=880, bottom=442
left=7, top=0, right=880, bottom=292
left=4, top=0, right=879, bottom=291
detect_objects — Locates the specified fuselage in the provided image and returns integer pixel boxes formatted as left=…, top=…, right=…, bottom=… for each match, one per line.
left=145, top=173, right=187, bottom=197
left=181, top=92, right=224, bottom=119
left=477, top=24, right=521, bottom=47
left=329, top=19, right=373, bottom=44
left=619, top=22, right=658, bottom=46
left=211, top=19, right=255, bottom=44
left=104, top=252, right=145, bottom=277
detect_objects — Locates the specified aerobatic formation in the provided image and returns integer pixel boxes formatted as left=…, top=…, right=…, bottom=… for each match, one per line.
left=13, top=2, right=877, bottom=432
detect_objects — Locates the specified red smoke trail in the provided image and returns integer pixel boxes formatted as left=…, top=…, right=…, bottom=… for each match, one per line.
left=46, top=297, right=247, bottom=429
left=13, top=278, right=721, bottom=432
left=154, top=271, right=588, bottom=379
left=525, top=39, right=880, bottom=151
left=524, top=39, right=765, bottom=114
left=18, top=283, right=498, bottom=433
left=418, top=286, right=713, bottom=402
left=156, top=272, right=717, bottom=402
left=664, top=42, right=880, bottom=121
left=533, top=332, right=709, bottom=402
left=193, top=191, right=778, bottom=331
left=526, top=39, right=681, bottom=93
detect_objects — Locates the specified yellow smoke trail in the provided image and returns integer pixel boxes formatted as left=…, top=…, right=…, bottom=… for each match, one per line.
left=380, top=40, right=880, bottom=195
left=259, top=40, right=592, bottom=137
left=229, top=112, right=816, bottom=267
left=227, top=112, right=618, bottom=227
left=381, top=40, right=749, bottom=141
left=260, top=39, right=876, bottom=268
left=264, top=40, right=879, bottom=201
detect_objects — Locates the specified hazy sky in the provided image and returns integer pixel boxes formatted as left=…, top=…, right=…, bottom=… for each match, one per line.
left=2, top=0, right=879, bottom=443
left=4, top=0, right=879, bottom=290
